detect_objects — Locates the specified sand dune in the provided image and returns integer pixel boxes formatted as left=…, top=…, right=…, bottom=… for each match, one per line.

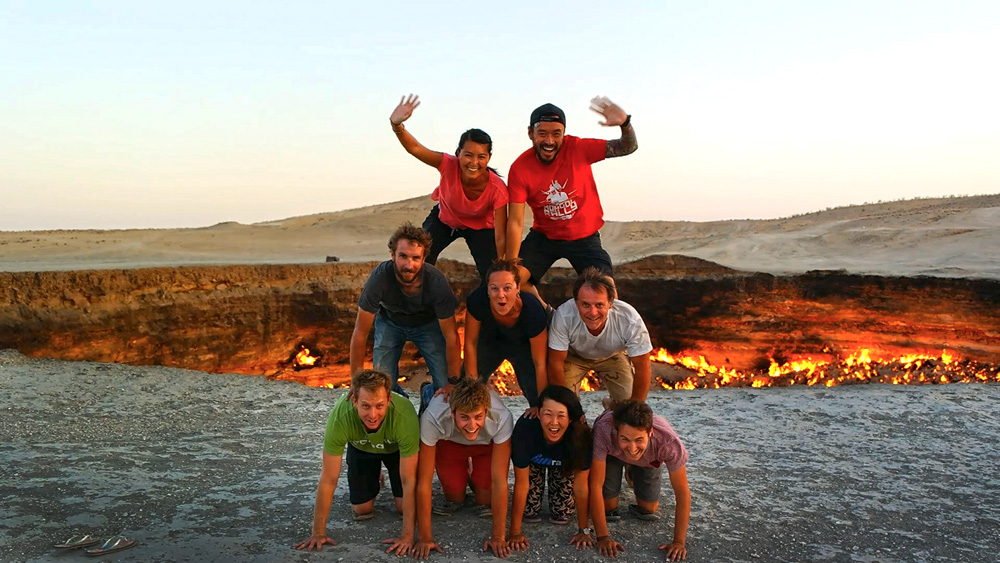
left=2, top=194, right=999, bottom=278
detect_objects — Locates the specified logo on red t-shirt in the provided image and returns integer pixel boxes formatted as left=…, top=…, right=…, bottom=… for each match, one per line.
left=542, top=180, right=578, bottom=221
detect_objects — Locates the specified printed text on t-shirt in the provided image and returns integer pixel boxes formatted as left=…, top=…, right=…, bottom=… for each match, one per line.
left=543, top=180, right=577, bottom=221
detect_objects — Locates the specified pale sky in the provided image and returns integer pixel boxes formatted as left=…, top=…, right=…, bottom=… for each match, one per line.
left=2, top=1, right=998, bottom=230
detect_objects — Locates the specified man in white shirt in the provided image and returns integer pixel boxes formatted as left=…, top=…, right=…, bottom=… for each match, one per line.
left=413, top=378, right=514, bottom=558
left=548, top=267, right=652, bottom=403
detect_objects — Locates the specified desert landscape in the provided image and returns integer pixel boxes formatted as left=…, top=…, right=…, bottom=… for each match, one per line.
left=2, top=194, right=1000, bottom=562
left=2, top=193, right=1000, bottom=278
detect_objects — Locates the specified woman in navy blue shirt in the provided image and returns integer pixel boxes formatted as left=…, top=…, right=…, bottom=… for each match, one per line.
left=507, top=385, right=594, bottom=551
left=464, top=258, right=548, bottom=413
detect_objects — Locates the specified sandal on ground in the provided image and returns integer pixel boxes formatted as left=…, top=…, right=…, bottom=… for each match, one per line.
left=628, top=503, right=660, bottom=521
left=353, top=510, right=376, bottom=521
left=432, top=499, right=464, bottom=517
left=85, top=536, right=137, bottom=557
left=53, top=534, right=100, bottom=549
left=522, top=512, right=542, bottom=523
left=605, top=508, right=621, bottom=522
left=548, top=515, right=571, bottom=525
left=476, top=504, right=493, bottom=518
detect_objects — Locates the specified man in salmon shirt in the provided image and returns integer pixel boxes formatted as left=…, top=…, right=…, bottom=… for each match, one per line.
left=505, top=97, right=638, bottom=308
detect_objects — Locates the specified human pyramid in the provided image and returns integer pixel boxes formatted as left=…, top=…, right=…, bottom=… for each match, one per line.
left=295, top=96, right=690, bottom=560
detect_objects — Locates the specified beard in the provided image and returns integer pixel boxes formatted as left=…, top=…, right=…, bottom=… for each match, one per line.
left=395, top=264, right=421, bottom=284
left=533, top=144, right=559, bottom=164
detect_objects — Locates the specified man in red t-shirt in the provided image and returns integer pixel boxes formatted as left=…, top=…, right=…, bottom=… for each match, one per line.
left=505, top=97, right=638, bottom=306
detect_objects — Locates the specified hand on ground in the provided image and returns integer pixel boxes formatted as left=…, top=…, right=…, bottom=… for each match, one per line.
left=660, top=541, right=687, bottom=560
left=382, top=536, right=413, bottom=556
left=483, top=537, right=511, bottom=558
left=413, top=539, right=443, bottom=559
left=597, top=536, right=624, bottom=558
left=507, top=533, right=529, bottom=551
left=294, top=535, right=336, bottom=551
left=570, top=531, right=595, bottom=549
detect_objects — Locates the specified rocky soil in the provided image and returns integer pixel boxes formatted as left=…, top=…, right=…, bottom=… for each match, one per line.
left=2, top=350, right=998, bottom=562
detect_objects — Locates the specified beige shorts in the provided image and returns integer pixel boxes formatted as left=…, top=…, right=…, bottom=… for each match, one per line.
left=563, top=350, right=633, bottom=402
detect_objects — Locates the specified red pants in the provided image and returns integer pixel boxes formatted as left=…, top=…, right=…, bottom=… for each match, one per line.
left=434, top=440, right=493, bottom=496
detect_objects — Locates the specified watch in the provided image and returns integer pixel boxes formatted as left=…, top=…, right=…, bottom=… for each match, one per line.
left=578, top=527, right=593, bottom=536
left=447, top=376, right=462, bottom=385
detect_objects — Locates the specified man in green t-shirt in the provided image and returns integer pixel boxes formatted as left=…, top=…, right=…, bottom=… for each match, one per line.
left=295, top=369, right=420, bottom=555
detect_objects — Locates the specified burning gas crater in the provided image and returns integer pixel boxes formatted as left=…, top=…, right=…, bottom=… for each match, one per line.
left=650, top=348, right=999, bottom=390
left=291, top=347, right=999, bottom=395
left=475, top=348, right=999, bottom=396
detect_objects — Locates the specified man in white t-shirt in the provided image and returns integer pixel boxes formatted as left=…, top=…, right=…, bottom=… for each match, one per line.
left=548, top=267, right=652, bottom=403
left=413, top=378, right=514, bottom=559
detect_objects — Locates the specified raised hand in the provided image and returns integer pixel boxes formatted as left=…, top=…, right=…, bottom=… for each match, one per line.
left=390, top=94, right=421, bottom=126
left=294, top=534, right=336, bottom=552
left=660, top=541, right=687, bottom=560
left=589, top=96, right=628, bottom=127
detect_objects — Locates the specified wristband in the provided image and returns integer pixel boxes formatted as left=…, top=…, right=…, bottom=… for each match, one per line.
left=447, top=376, right=462, bottom=385
left=597, top=535, right=610, bottom=542
left=621, top=114, right=631, bottom=128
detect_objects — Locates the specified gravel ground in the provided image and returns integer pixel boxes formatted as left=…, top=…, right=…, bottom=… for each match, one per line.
left=1, top=349, right=998, bottom=562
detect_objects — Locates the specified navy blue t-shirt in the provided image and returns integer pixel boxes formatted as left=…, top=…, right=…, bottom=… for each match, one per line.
left=357, top=261, right=457, bottom=327
left=466, top=286, right=547, bottom=344
left=511, top=416, right=592, bottom=470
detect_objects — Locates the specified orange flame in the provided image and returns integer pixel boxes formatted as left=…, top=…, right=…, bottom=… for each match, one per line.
left=294, top=345, right=320, bottom=368
left=490, top=360, right=517, bottom=396
left=652, top=347, right=999, bottom=390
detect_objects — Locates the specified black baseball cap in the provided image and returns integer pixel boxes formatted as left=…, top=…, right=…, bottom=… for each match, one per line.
left=529, top=103, right=565, bottom=127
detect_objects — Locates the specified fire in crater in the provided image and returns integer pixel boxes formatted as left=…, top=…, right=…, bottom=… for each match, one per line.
left=652, top=348, right=1000, bottom=389
left=292, top=344, right=322, bottom=370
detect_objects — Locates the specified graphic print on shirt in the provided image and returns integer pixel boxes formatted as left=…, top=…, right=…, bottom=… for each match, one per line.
left=531, top=453, right=562, bottom=467
left=542, top=179, right=577, bottom=221
left=354, top=437, right=396, bottom=450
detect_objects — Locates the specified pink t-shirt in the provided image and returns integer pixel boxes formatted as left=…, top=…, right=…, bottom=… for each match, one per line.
left=507, top=135, right=607, bottom=240
left=431, top=153, right=509, bottom=231
left=592, top=409, right=688, bottom=472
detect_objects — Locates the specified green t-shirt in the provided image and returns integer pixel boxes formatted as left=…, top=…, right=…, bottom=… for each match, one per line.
left=322, top=392, right=419, bottom=457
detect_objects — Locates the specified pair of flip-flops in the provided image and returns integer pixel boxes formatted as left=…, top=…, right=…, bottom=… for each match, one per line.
left=54, top=534, right=138, bottom=556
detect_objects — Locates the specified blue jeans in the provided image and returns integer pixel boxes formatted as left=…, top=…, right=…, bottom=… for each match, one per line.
left=373, top=315, right=449, bottom=396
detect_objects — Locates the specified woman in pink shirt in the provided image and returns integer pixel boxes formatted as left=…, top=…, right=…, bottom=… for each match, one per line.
left=390, top=94, right=509, bottom=281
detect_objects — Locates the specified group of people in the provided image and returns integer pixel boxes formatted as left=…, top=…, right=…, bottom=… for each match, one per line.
left=295, top=97, right=691, bottom=560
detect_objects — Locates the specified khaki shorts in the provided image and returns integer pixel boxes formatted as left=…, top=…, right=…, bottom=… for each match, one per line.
left=563, top=350, right=633, bottom=402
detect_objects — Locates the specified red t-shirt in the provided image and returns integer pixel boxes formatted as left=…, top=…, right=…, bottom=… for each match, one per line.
left=431, top=153, right=509, bottom=231
left=507, top=135, right=607, bottom=240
